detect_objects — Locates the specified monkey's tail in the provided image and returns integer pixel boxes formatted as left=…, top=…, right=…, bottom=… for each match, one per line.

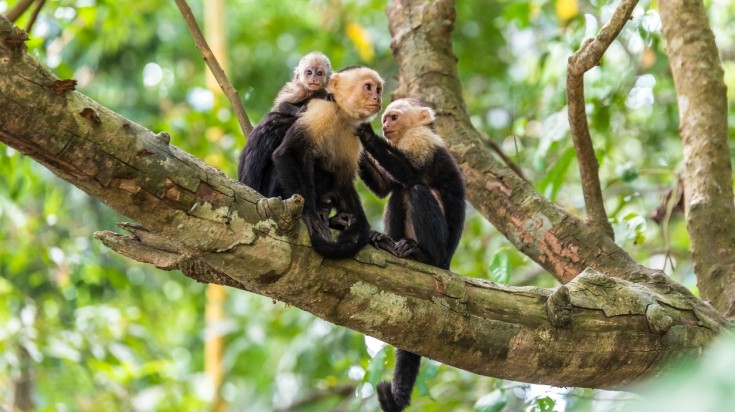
left=309, top=223, right=370, bottom=259
left=377, top=350, right=421, bottom=412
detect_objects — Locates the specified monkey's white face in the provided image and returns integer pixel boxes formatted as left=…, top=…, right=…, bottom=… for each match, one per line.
left=330, top=68, right=384, bottom=121
left=382, top=100, right=435, bottom=143
left=300, top=65, right=329, bottom=90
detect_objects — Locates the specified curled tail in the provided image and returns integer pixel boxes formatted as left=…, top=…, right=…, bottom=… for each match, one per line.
left=377, top=350, right=421, bottom=412
left=309, top=221, right=369, bottom=259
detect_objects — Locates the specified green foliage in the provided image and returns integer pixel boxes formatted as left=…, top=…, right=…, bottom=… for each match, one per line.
left=2, top=0, right=735, bottom=410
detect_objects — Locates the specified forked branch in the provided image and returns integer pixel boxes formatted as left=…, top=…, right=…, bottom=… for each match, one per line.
left=566, top=0, right=639, bottom=239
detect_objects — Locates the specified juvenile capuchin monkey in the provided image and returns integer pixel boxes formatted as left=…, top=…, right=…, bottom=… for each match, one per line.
left=271, top=51, right=332, bottom=113
left=237, top=51, right=332, bottom=197
left=273, top=66, right=384, bottom=258
left=357, top=98, right=466, bottom=412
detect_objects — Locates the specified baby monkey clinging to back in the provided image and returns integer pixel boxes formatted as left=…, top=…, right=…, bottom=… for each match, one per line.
left=271, top=51, right=332, bottom=112
left=238, top=51, right=332, bottom=198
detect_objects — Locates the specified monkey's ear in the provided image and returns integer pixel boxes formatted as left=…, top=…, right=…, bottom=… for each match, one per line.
left=418, top=107, right=436, bottom=125
left=328, top=73, right=341, bottom=91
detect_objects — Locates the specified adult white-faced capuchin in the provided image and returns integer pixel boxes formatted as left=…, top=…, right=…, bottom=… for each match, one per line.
left=237, top=51, right=332, bottom=198
left=357, top=98, right=466, bottom=412
left=273, top=66, right=384, bottom=258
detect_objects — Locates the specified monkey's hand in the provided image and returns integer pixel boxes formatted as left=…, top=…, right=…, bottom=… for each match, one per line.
left=370, top=231, right=398, bottom=255
left=395, top=238, right=421, bottom=258
left=355, top=122, right=376, bottom=142
left=303, top=209, right=332, bottom=241
left=329, top=212, right=356, bottom=230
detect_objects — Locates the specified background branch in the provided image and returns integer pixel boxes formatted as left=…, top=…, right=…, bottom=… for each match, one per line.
left=5, top=0, right=34, bottom=22
left=24, top=0, right=45, bottom=33
left=565, top=0, right=639, bottom=239
left=173, top=0, right=253, bottom=138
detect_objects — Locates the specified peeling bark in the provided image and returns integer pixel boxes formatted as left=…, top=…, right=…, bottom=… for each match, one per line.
left=660, top=0, right=735, bottom=316
left=0, top=13, right=729, bottom=389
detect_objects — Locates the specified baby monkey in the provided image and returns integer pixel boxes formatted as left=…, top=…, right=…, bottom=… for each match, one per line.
left=271, top=51, right=332, bottom=113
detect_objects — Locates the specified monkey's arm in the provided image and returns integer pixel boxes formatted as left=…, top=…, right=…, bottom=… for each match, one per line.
left=273, top=129, right=330, bottom=239
left=431, top=150, right=467, bottom=257
left=358, top=153, right=395, bottom=198
left=238, top=112, right=295, bottom=195
left=355, top=123, right=419, bottom=185
left=402, top=184, right=451, bottom=268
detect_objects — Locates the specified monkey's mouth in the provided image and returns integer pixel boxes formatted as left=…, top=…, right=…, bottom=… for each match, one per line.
left=307, top=83, right=321, bottom=90
left=383, top=130, right=396, bottom=139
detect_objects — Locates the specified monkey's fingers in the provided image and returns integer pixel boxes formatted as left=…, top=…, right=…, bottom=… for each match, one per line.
left=395, top=238, right=420, bottom=258
left=329, top=212, right=356, bottom=230
left=370, top=231, right=399, bottom=256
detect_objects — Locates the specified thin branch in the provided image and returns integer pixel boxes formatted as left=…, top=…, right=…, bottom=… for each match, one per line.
left=173, top=0, right=253, bottom=137
left=5, top=0, right=35, bottom=22
left=482, top=133, right=527, bottom=181
left=24, top=0, right=45, bottom=33
left=566, top=0, right=639, bottom=240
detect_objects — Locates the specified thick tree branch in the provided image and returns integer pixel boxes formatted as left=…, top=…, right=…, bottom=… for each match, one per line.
left=173, top=0, right=253, bottom=137
left=660, top=0, right=735, bottom=316
left=386, top=0, right=657, bottom=286
left=0, top=15, right=727, bottom=389
left=566, top=0, right=638, bottom=239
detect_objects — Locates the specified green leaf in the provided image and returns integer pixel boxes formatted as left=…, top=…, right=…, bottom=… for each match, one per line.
left=489, top=251, right=510, bottom=284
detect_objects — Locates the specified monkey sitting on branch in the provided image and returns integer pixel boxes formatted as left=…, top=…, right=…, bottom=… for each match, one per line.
left=357, top=98, right=466, bottom=412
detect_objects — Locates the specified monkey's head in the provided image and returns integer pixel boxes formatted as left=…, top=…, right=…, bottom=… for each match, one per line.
left=295, top=51, right=332, bottom=91
left=381, top=98, right=436, bottom=143
left=329, top=66, right=384, bottom=121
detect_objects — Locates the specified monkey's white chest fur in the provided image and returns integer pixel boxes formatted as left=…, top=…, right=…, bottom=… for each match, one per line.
left=391, top=127, right=444, bottom=168
left=299, top=100, right=363, bottom=180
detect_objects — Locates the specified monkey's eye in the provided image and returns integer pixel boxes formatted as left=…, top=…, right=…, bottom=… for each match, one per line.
left=317, top=71, right=323, bottom=76
left=390, top=114, right=398, bottom=121
left=377, top=86, right=382, bottom=95
left=306, top=70, right=313, bottom=76
left=364, top=83, right=372, bottom=92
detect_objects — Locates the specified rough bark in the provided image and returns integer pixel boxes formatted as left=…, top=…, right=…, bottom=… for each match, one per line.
left=0, top=15, right=727, bottom=389
left=660, top=0, right=735, bottom=317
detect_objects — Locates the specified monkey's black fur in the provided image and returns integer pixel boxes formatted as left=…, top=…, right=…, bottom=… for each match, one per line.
left=272, top=119, right=370, bottom=259
left=237, top=90, right=331, bottom=198
left=358, top=122, right=466, bottom=412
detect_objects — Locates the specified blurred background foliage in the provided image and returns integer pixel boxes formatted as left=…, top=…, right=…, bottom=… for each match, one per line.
left=2, top=0, right=735, bottom=411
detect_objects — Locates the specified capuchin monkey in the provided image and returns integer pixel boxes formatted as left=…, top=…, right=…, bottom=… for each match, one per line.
left=271, top=51, right=332, bottom=113
left=273, top=66, right=384, bottom=258
left=357, top=98, right=466, bottom=412
left=237, top=51, right=332, bottom=197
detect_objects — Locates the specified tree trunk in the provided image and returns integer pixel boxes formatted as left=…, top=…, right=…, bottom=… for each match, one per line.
left=659, top=0, right=735, bottom=317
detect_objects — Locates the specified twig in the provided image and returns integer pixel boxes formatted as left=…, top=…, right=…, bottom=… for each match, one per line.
left=25, top=0, right=45, bottom=33
left=6, top=0, right=35, bottom=22
left=173, top=0, right=253, bottom=138
left=483, top=135, right=527, bottom=181
left=566, top=0, right=639, bottom=240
